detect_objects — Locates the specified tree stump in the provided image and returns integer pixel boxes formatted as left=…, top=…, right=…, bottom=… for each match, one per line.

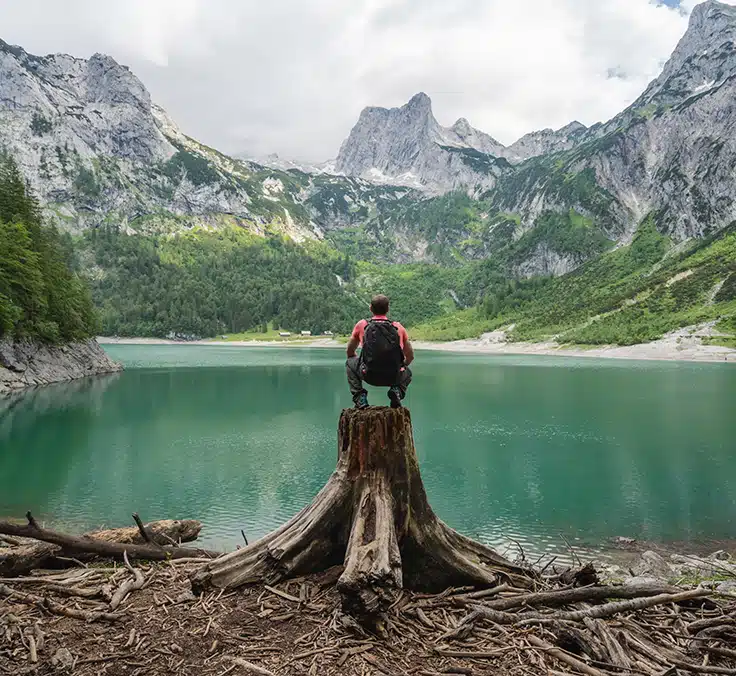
left=192, top=408, right=529, bottom=619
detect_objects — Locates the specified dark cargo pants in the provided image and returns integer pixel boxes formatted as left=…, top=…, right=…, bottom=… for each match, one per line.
left=346, top=356, right=412, bottom=405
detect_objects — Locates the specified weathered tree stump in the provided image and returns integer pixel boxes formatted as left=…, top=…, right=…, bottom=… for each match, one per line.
left=192, top=408, right=529, bottom=619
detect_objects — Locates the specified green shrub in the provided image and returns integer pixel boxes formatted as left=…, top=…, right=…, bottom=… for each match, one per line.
left=30, top=112, right=53, bottom=136
left=162, top=150, right=221, bottom=187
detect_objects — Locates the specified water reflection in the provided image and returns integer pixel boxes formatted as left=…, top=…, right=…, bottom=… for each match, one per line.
left=1, top=347, right=734, bottom=557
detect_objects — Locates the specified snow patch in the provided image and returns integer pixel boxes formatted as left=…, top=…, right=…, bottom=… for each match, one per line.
left=693, top=79, right=716, bottom=94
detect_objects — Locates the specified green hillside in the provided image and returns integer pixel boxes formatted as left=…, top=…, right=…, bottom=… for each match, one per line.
left=82, top=226, right=364, bottom=338
left=412, top=219, right=736, bottom=345
left=76, top=210, right=736, bottom=347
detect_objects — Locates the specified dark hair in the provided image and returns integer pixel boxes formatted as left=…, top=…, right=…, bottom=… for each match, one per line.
left=370, top=294, right=390, bottom=315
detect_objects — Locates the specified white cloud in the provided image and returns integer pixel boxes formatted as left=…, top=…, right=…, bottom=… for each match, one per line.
left=0, top=0, right=728, bottom=159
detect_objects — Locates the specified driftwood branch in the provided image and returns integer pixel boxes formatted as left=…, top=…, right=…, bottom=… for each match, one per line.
left=470, top=588, right=709, bottom=626
left=109, top=551, right=145, bottom=610
left=482, top=583, right=679, bottom=612
left=443, top=584, right=702, bottom=640
left=225, top=656, right=277, bottom=676
left=132, top=513, right=153, bottom=544
left=0, top=520, right=219, bottom=564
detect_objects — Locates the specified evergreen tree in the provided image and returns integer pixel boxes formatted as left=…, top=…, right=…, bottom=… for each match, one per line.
left=0, top=154, right=97, bottom=341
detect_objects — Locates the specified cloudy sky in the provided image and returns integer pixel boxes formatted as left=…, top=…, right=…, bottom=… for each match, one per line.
left=0, top=0, right=723, bottom=160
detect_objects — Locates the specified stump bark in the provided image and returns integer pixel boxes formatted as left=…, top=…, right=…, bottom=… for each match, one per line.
left=192, top=408, right=529, bottom=618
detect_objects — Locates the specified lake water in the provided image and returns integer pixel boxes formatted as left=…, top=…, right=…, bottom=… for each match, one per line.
left=1, top=345, right=735, bottom=560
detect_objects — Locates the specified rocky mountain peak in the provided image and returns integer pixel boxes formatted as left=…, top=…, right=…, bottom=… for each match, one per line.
left=627, top=0, right=736, bottom=113
left=0, top=40, right=179, bottom=215
left=334, top=92, right=512, bottom=191
left=451, top=117, right=472, bottom=133
left=406, top=91, right=432, bottom=112
left=558, top=121, right=586, bottom=135
left=690, top=0, right=736, bottom=29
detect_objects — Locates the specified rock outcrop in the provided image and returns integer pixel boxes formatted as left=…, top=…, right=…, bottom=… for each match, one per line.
left=506, top=121, right=588, bottom=162
left=0, top=39, right=316, bottom=241
left=491, top=0, right=736, bottom=244
left=334, top=92, right=512, bottom=192
left=0, top=339, right=122, bottom=394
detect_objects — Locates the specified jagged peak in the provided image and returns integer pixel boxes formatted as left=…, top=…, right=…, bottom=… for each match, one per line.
left=690, top=0, right=736, bottom=27
left=406, top=91, right=432, bottom=110
left=356, top=92, right=433, bottom=122
left=452, top=117, right=472, bottom=132
left=90, top=52, right=119, bottom=65
left=0, top=38, right=29, bottom=60
left=558, top=120, right=586, bottom=135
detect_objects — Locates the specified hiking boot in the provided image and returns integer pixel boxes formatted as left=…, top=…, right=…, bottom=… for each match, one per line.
left=354, top=392, right=369, bottom=410
left=388, top=386, right=402, bottom=409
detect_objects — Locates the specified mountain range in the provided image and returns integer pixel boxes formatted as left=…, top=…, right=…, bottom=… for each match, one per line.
left=0, top=1, right=735, bottom=284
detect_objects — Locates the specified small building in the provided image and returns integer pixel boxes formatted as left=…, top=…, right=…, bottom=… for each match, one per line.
left=279, top=331, right=292, bottom=337
left=301, top=330, right=312, bottom=337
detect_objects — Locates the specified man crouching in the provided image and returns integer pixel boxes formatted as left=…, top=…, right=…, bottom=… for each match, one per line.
left=346, top=294, right=414, bottom=409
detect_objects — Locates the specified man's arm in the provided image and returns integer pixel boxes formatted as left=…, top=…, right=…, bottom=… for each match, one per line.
left=403, top=339, right=414, bottom=366
left=399, top=325, right=414, bottom=365
left=347, top=321, right=363, bottom=358
left=346, top=335, right=360, bottom=358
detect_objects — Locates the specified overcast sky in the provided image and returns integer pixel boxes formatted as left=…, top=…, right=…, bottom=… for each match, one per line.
left=0, top=0, right=722, bottom=160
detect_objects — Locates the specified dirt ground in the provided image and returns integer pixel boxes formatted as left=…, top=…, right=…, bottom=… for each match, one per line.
left=2, top=558, right=736, bottom=676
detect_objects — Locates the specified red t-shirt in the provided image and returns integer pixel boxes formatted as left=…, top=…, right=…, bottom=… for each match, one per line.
left=351, top=316, right=409, bottom=350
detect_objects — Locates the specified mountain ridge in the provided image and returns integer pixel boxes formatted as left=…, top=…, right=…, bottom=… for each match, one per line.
left=0, top=0, right=734, bottom=282
left=333, top=91, right=591, bottom=191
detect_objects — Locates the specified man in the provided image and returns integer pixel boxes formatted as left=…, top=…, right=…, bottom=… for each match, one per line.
left=346, top=294, right=414, bottom=409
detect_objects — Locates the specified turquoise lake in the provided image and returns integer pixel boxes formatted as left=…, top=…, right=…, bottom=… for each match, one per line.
left=1, top=345, right=734, bottom=559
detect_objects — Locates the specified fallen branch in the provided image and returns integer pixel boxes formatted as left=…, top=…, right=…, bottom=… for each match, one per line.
left=468, top=589, right=709, bottom=626
left=224, top=656, right=277, bottom=676
left=483, top=583, right=679, bottom=612
left=688, top=615, right=736, bottom=635
left=526, top=634, right=608, bottom=676
left=0, top=520, right=219, bottom=565
left=442, top=584, right=697, bottom=640
left=110, top=551, right=145, bottom=610
left=0, top=583, right=121, bottom=622
left=132, top=513, right=153, bottom=544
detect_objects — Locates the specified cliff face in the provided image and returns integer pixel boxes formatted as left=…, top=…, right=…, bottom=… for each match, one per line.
left=0, top=339, right=122, bottom=394
left=491, top=1, right=736, bottom=246
left=0, top=39, right=318, bottom=241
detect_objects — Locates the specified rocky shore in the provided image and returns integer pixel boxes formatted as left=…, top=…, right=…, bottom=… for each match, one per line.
left=0, top=338, right=123, bottom=395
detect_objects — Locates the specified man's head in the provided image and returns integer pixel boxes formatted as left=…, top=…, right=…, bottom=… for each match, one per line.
left=370, top=294, right=390, bottom=316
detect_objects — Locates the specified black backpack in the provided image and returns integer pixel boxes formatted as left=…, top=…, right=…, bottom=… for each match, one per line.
left=361, top=319, right=404, bottom=386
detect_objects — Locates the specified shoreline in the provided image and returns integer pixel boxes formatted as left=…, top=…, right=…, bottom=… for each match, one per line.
left=1, top=338, right=123, bottom=395
left=98, top=332, right=736, bottom=364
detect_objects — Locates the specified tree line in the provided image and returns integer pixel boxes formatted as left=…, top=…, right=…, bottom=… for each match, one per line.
left=84, top=226, right=365, bottom=338
left=0, top=155, right=96, bottom=342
